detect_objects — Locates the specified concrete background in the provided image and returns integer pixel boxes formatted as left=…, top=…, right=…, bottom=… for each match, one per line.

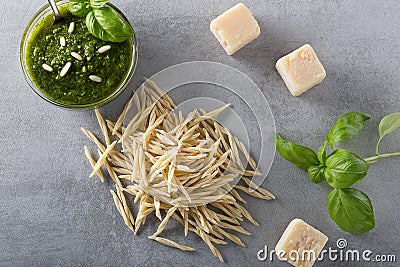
left=1, top=0, right=400, bottom=266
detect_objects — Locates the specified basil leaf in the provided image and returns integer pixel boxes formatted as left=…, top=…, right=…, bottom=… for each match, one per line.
left=328, top=188, right=375, bottom=234
left=307, top=165, right=325, bottom=183
left=90, top=0, right=109, bottom=9
left=86, top=11, right=113, bottom=41
left=86, top=7, right=133, bottom=42
left=324, top=149, right=369, bottom=188
left=69, top=1, right=91, bottom=17
left=276, top=134, right=320, bottom=170
left=317, top=142, right=327, bottom=163
left=326, top=112, right=370, bottom=148
left=376, top=112, right=400, bottom=154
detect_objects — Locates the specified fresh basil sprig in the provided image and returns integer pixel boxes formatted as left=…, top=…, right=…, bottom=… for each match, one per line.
left=69, top=0, right=133, bottom=42
left=276, top=112, right=400, bottom=234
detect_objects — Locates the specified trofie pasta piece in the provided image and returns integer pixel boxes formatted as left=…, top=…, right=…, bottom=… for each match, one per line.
left=82, top=80, right=275, bottom=262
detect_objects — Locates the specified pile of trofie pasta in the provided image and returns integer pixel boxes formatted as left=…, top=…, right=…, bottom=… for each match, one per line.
left=82, top=79, right=275, bottom=262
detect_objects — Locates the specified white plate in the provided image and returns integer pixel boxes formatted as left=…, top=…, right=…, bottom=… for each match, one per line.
left=124, top=61, right=276, bottom=188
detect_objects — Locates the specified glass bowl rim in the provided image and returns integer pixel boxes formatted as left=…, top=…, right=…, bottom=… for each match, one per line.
left=20, top=0, right=138, bottom=110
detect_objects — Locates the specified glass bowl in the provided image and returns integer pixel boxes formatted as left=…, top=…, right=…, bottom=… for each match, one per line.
left=20, top=0, right=138, bottom=109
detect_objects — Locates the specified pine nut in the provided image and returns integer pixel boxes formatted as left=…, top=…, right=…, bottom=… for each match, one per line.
left=89, top=75, right=102, bottom=83
left=60, top=62, right=71, bottom=77
left=98, top=45, right=111, bottom=53
left=71, top=52, right=83, bottom=61
left=60, top=36, right=66, bottom=47
left=68, top=22, right=75, bottom=33
left=42, top=64, right=53, bottom=72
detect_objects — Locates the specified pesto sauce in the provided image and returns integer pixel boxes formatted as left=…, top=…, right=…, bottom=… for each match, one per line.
left=26, top=6, right=132, bottom=105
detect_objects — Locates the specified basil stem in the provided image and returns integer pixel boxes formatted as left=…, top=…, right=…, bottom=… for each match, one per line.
left=364, top=152, right=400, bottom=164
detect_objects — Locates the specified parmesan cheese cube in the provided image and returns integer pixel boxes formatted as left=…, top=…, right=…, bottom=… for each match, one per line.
left=275, top=44, right=326, bottom=96
left=275, top=219, right=328, bottom=267
left=210, top=3, right=260, bottom=55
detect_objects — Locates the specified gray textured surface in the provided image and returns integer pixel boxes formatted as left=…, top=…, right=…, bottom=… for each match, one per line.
left=1, top=0, right=400, bottom=266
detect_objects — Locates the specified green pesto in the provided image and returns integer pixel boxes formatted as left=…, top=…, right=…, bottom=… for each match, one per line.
left=26, top=5, right=132, bottom=105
